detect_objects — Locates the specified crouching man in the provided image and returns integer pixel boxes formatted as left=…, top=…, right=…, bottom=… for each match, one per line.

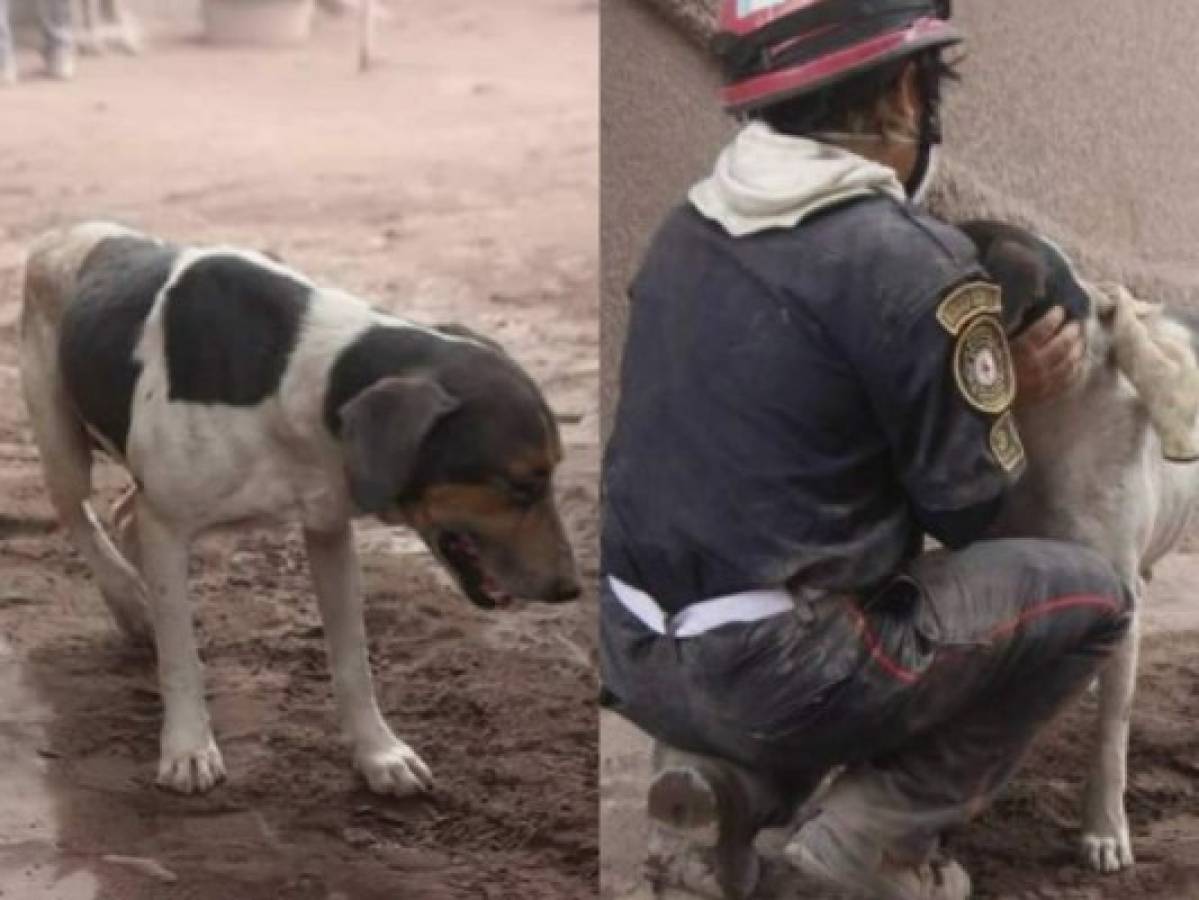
left=599, top=2, right=1131, bottom=898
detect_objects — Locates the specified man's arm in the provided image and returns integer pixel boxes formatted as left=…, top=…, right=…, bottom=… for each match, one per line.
left=852, top=280, right=1024, bottom=548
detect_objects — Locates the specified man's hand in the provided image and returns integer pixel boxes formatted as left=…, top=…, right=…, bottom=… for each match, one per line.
left=1011, top=306, right=1085, bottom=406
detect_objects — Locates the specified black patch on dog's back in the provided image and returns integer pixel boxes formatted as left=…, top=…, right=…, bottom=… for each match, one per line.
left=60, top=236, right=179, bottom=455
left=164, top=254, right=310, bottom=405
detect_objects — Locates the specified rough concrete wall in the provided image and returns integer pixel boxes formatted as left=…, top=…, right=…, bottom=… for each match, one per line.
left=601, top=0, right=1199, bottom=435
left=599, top=0, right=729, bottom=437
left=933, top=0, right=1199, bottom=307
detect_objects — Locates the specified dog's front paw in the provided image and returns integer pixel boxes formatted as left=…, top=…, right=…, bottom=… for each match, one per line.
left=1081, top=827, right=1134, bottom=874
left=355, top=741, right=434, bottom=797
left=156, top=735, right=226, bottom=795
left=1082, top=787, right=1134, bottom=873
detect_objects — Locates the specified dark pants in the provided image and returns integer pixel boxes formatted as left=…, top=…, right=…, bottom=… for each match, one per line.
left=601, top=539, right=1131, bottom=854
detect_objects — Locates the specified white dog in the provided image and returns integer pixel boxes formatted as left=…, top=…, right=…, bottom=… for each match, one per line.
left=964, top=220, right=1199, bottom=874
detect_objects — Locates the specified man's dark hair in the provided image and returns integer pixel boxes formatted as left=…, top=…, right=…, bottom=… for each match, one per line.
left=751, top=50, right=960, bottom=139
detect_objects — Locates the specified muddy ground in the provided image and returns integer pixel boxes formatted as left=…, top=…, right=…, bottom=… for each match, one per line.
left=602, top=552, right=1199, bottom=900
left=0, top=2, right=598, bottom=898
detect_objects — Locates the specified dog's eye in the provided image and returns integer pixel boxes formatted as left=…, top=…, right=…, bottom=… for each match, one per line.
left=503, top=478, right=547, bottom=506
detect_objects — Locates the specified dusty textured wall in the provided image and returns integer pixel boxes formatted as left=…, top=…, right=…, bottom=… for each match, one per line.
left=600, top=0, right=730, bottom=437
left=601, top=0, right=1199, bottom=435
left=933, top=0, right=1199, bottom=309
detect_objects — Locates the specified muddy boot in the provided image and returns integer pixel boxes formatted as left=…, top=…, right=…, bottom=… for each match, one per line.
left=647, top=747, right=780, bottom=899
left=787, top=815, right=971, bottom=900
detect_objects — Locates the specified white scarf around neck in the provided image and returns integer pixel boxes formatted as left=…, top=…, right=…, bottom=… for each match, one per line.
left=689, top=122, right=907, bottom=238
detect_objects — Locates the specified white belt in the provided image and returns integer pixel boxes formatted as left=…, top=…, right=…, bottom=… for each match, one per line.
left=607, top=576, right=794, bottom=637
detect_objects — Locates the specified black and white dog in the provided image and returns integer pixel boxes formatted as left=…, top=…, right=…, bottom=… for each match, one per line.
left=20, top=221, right=580, bottom=796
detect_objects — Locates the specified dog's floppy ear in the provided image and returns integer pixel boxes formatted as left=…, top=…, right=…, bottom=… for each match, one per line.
left=982, top=238, right=1049, bottom=330
left=339, top=375, right=459, bottom=514
left=960, top=219, right=1096, bottom=336
left=958, top=220, right=1050, bottom=333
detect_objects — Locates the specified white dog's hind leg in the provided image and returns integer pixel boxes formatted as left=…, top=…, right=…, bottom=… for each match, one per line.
left=304, top=525, right=434, bottom=797
left=19, top=312, right=152, bottom=643
left=1081, top=603, right=1140, bottom=873
left=137, top=500, right=225, bottom=794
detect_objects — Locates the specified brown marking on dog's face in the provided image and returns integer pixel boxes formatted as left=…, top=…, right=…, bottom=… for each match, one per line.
left=409, top=472, right=576, bottom=608
left=404, top=429, right=578, bottom=608
left=351, top=332, right=579, bottom=609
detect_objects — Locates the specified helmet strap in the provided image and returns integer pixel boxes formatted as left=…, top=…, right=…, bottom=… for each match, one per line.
left=810, top=130, right=938, bottom=204
left=905, top=51, right=947, bottom=204
left=906, top=143, right=940, bottom=206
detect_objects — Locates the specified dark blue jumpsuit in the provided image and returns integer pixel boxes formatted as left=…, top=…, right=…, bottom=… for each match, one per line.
left=599, top=193, right=1131, bottom=851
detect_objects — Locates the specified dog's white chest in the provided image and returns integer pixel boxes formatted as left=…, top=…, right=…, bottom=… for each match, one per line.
left=125, top=395, right=339, bottom=529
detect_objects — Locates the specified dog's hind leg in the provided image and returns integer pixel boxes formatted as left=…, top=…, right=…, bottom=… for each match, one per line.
left=19, top=280, right=152, bottom=644
left=1081, top=598, right=1141, bottom=873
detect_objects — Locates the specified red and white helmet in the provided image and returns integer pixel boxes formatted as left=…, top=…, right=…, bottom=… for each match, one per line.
left=714, top=0, right=962, bottom=114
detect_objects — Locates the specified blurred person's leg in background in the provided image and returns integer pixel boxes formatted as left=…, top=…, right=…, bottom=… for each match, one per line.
left=2, top=0, right=75, bottom=82
left=40, top=0, right=75, bottom=78
left=100, top=0, right=140, bottom=54
left=79, top=0, right=141, bottom=56
left=0, top=0, right=16, bottom=84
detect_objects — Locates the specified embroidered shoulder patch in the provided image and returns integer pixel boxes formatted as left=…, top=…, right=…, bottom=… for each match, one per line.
left=936, top=282, right=1002, bottom=335
left=953, top=315, right=1016, bottom=414
left=990, top=410, right=1025, bottom=473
